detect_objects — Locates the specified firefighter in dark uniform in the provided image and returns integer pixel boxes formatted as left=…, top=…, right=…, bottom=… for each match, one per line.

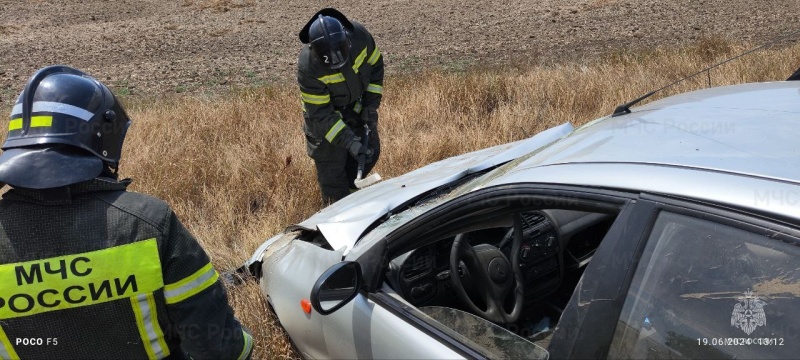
left=297, top=8, right=384, bottom=204
left=0, top=66, right=253, bottom=360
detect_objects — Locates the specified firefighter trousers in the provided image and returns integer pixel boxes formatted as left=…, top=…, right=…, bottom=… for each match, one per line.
left=308, top=125, right=380, bottom=205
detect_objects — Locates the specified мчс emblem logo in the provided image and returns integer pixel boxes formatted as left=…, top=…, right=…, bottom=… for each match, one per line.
left=730, top=290, right=766, bottom=336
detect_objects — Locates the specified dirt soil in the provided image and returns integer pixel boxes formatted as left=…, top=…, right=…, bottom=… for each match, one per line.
left=1, top=0, right=799, bottom=105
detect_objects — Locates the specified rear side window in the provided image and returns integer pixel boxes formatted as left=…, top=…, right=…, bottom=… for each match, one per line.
left=608, top=211, right=800, bottom=359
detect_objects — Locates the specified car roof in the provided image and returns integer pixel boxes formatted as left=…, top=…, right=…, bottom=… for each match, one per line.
left=517, top=81, right=800, bottom=184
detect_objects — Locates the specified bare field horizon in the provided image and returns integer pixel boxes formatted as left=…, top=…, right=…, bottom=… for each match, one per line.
left=2, top=0, right=799, bottom=105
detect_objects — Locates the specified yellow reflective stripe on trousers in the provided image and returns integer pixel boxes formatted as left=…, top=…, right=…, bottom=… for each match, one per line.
left=0, top=239, right=163, bottom=319
left=163, top=263, right=219, bottom=304
left=325, top=119, right=347, bottom=143
left=367, top=84, right=383, bottom=94
left=300, top=92, right=330, bottom=105
left=0, top=325, right=19, bottom=360
left=8, top=116, right=53, bottom=131
left=237, top=329, right=253, bottom=360
left=368, top=46, right=381, bottom=65
left=352, top=47, right=368, bottom=73
left=131, top=294, right=170, bottom=359
left=317, top=73, right=345, bottom=84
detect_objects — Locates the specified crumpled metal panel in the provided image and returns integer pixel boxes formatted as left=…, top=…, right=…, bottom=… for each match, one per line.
left=294, top=123, right=574, bottom=253
left=259, top=240, right=345, bottom=359
left=243, top=231, right=297, bottom=273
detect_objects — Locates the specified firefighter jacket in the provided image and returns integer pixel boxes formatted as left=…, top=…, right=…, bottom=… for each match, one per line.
left=0, top=178, right=253, bottom=360
left=297, top=19, right=384, bottom=151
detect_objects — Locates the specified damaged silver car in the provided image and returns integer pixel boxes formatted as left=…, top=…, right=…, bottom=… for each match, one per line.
left=245, top=78, right=800, bottom=359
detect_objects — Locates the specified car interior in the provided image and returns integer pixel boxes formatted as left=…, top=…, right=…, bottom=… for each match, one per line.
left=384, top=206, right=619, bottom=350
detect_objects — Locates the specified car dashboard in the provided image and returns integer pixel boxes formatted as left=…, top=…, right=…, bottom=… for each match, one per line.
left=386, top=209, right=614, bottom=308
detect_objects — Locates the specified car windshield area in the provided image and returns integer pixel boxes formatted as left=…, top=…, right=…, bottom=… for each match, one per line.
left=384, top=201, right=619, bottom=358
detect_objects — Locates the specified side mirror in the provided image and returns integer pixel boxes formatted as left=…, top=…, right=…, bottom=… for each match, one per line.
left=310, top=261, right=363, bottom=315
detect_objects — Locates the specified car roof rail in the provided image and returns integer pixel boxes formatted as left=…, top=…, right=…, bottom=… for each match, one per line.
left=612, top=27, right=800, bottom=117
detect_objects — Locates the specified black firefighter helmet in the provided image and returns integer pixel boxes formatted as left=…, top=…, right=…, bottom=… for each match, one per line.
left=0, top=65, right=131, bottom=189
left=299, top=8, right=354, bottom=69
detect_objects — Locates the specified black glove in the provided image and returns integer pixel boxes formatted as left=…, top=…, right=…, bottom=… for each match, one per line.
left=361, top=109, right=378, bottom=129
left=348, top=138, right=373, bottom=159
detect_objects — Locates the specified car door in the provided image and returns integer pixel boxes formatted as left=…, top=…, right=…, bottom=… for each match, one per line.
left=343, top=185, right=640, bottom=359
left=608, top=197, right=800, bottom=359
left=588, top=194, right=800, bottom=359
left=288, top=182, right=637, bottom=359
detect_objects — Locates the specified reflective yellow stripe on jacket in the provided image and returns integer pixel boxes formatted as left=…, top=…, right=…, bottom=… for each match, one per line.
left=163, top=263, right=219, bottom=304
left=237, top=329, right=253, bottom=360
left=352, top=47, right=368, bottom=73
left=131, top=294, right=170, bottom=359
left=0, top=325, right=19, bottom=360
left=301, top=92, right=330, bottom=105
left=318, top=73, right=345, bottom=85
left=0, top=239, right=163, bottom=319
left=367, top=84, right=383, bottom=95
left=325, top=119, right=347, bottom=143
left=368, top=46, right=381, bottom=66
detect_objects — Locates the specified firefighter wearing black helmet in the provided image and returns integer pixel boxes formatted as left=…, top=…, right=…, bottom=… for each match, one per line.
left=0, top=66, right=253, bottom=360
left=297, top=8, right=384, bottom=204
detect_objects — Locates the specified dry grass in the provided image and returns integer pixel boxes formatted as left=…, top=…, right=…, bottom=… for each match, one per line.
left=2, top=39, right=799, bottom=358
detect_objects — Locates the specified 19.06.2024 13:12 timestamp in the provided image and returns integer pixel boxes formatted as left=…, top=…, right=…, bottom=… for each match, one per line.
left=698, top=338, right=784, bottom=346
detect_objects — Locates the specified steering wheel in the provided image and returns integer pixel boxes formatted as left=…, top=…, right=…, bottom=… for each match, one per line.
left=449, top=214, right=525, bottom=324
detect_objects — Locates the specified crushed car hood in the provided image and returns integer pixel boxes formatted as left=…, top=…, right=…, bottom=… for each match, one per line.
left=292, top=123, right=574, bottom=252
